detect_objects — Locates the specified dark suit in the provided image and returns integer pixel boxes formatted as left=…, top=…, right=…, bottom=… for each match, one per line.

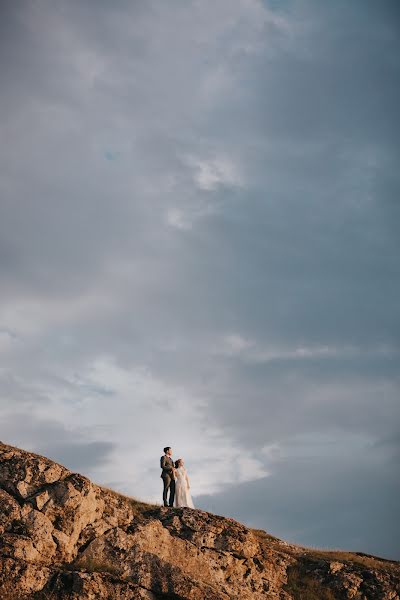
left=160, top=455, right=175, bottom=507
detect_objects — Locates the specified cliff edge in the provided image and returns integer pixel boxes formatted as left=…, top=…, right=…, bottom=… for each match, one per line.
left=0, top=442, right=399, bottom=599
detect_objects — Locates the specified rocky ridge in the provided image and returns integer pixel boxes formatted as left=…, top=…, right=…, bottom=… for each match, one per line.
left=0, top=442, right=399, bottom=599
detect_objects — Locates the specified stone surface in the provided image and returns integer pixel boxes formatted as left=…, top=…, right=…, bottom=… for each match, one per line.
left=0, top=441, right=399, bottom=599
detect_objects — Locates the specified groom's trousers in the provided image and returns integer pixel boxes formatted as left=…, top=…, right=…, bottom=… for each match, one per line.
left=162, top=475, right=175, bottom=506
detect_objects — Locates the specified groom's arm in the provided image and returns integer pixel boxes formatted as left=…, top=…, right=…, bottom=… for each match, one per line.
left=161, top=456, right=174, bottom=474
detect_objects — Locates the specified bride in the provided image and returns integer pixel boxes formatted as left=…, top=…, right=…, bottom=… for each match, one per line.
left=173, top=458, right=195, bottom=508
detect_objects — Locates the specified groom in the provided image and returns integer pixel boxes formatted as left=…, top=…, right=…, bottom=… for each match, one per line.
left=160, top=446, right=176, bottom=507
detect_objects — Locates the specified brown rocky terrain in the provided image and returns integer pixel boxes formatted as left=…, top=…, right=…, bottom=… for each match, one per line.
left=0, top=441, right=399, bottom=599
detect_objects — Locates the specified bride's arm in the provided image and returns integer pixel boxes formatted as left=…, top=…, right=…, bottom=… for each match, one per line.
left=186, top=473, right=190, bottom=489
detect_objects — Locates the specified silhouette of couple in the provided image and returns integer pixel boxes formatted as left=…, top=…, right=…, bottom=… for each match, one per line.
left=160, top=446, right=194, bottom=508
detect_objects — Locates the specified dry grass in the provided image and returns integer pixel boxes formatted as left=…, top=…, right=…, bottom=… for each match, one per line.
left=98, top=485, right=160, bottom=515
left=252, top=529, right=281, bottom=543
left=284, top=565, right=338, bottom=600
left=74, top=556, right=123, bottom=576
left=300, top=548, right=400, bottom=572
left=252, top=528, right=399, bottom=574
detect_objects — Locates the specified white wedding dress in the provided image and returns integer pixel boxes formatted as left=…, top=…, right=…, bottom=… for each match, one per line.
left=174, top=466, right=195, bottom=508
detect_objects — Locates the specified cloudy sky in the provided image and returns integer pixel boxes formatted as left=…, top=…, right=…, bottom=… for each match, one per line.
left=1, top=0, right=399, bottom=560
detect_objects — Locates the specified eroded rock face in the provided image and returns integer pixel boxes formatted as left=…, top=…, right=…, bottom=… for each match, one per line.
left=0, top=442, right=399, bottom=600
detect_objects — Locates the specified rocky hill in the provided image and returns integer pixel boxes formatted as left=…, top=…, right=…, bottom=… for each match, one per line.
left=0, top=442, right=399, bottom=599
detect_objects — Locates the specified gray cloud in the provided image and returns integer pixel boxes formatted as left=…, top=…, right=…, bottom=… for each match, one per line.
left=0, top=0, right=399, bottom=558
left=195, top=442, right=400, bottom=560
left=0, top=412, right=116, bottom=474
left=39, top=441, right=115, bottom=473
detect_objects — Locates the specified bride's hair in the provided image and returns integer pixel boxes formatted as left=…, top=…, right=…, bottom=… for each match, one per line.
left=175, top=459, right=183, bottom=468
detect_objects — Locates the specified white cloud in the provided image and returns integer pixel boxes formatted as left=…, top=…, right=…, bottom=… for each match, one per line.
left=214, top=334, right=399, bottom=364
left=185, top=155, right=243, bottom=191
left=166, top=208, right=193, bottom=231
left=222, top=334, right=255, bottom=355
left=23, top=356, right=268, bottom=501
left=0, top=290, right=118, bottom=339
left=166, top=203, right=218, bottom=230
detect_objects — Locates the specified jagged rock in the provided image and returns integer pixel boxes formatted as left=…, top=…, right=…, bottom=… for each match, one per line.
left=0, top=442, right=399, bottom=599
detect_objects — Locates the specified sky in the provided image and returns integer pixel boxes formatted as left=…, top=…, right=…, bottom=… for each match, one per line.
left=0, top=0, right=399, bottom=560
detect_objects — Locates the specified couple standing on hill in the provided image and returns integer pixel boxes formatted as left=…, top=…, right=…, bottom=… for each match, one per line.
left=160, top=446, right=195, bottom=508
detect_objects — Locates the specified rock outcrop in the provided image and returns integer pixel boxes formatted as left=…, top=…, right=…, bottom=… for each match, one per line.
left=0, top=442, right=399, bottom=599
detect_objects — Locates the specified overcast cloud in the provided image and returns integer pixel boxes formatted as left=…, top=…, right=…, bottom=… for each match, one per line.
left=0, top=0, right=399, bottom=560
